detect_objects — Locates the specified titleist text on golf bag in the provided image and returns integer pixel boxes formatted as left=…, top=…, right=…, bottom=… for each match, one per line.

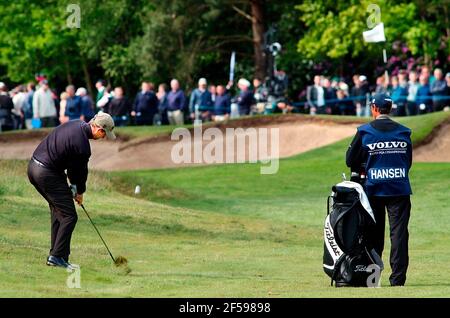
left=323, top=181, right=383, bottom=287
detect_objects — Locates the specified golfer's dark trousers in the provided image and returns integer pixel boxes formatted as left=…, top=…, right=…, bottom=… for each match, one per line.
left=369, top=195, right=411, bottom=286
left=27, top=159, right=78, bottom=261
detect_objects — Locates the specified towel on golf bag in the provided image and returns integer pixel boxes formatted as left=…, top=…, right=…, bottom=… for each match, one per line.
left=323, top=181, right=384, bottom=287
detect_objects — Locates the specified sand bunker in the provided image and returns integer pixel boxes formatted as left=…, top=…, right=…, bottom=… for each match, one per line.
left=414, top=123, right=450, bottom=162
left=0, top=117, right=361, bottom=171
left=90, top=122, right=359, bottom=171
left=2, top=116, right=447, bottom=170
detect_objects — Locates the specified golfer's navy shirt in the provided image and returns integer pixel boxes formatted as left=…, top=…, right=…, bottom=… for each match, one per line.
left=32, top=120, right=93, bottom=194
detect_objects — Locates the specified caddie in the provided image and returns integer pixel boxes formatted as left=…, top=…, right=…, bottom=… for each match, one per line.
left=346, top=93, right=412, bottom=286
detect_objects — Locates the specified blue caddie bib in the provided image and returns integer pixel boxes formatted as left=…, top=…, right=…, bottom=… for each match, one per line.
left=358, top=122, right=412, bottom=196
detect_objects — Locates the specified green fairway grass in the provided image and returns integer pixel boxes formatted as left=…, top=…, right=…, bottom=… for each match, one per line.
left=1, top=112, right=449, bottom=297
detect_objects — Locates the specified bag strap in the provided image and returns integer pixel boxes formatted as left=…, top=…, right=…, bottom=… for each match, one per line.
left=331, top=199, right=359, bottom=233
left=327, top=196, right=333, bottom=215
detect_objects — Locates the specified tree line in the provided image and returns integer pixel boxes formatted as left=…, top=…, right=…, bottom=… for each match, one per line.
left=0, top=0, right=448, bottom=98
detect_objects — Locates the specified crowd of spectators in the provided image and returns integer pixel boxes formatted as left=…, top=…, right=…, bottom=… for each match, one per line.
left=1, top=66, right=449, bottom=131
left=303, top=67, right=450, bottom=117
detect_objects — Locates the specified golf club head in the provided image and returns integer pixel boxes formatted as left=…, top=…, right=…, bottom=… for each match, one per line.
left=114, top=255, right=128, bottom=266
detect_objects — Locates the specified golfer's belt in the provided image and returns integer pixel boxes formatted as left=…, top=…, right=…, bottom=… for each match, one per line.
left=32, top=157, right=47, bottom=168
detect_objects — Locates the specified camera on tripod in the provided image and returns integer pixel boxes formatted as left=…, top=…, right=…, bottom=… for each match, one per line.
left=268, top=42, right=282, bottom=56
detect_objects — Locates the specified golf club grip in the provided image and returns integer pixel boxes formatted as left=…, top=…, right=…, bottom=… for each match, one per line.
left=80, top=204, right=116, bottom=263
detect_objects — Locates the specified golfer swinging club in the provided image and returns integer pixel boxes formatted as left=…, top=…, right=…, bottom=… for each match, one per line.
left=28, top=113, right=116, bottom=269
left=346, top=94, right=412, bottom=286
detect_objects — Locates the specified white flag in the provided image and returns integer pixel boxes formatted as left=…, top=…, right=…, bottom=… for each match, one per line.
left=363, top=23, right=386, bottom=43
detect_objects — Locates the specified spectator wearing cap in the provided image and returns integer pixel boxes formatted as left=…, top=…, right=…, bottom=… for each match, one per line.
left=338, top=81, right=350, bottom=96
left=346, top=93, right=412, bottom=287
left=416, top=74, right=433, bottom=114
left=76, top=87, right=95, bottom=123
left=351, top=75, right=370, bottom=117
left=430, top=68, right=447, bottom=112
left=109, top=87, right=132, bottom=126
left=189, top=78, right=213, bottom=122
left=131, top=81, right=158, bottom=125
left=237, top=78, right=254, bottom=116
left=32, top=80, right=57, bottom=127
left=64, top=85, right=83, bottom=121
left=167, top=79, right=186, bottom=125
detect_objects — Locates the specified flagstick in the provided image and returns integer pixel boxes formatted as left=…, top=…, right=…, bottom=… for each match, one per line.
left=229, top=51, right=236, bottom=82
left=382, top=48, right=389, bottom=85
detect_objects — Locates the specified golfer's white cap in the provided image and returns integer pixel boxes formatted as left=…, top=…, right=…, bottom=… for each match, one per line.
left=90, top=113, right=116, bottom=140
left=198, top=78, right=207, bottom=85
left=359, top=75, right=367, bottom=82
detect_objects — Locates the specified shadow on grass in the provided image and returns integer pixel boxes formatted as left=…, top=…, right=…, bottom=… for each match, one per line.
left=403, top=283, right=450, bottom=287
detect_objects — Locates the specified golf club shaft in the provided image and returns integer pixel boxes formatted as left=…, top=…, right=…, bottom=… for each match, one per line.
left=80, top=204, right=116, bottom=263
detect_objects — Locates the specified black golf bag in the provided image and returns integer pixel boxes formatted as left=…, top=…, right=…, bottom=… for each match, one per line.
left=323, top=181, right=383, bottom=287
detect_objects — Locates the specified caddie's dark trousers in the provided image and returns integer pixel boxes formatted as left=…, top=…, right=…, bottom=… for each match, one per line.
left=27, top=159, right=78, bottom=261
left=369, top=195, right=411, bottom=286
